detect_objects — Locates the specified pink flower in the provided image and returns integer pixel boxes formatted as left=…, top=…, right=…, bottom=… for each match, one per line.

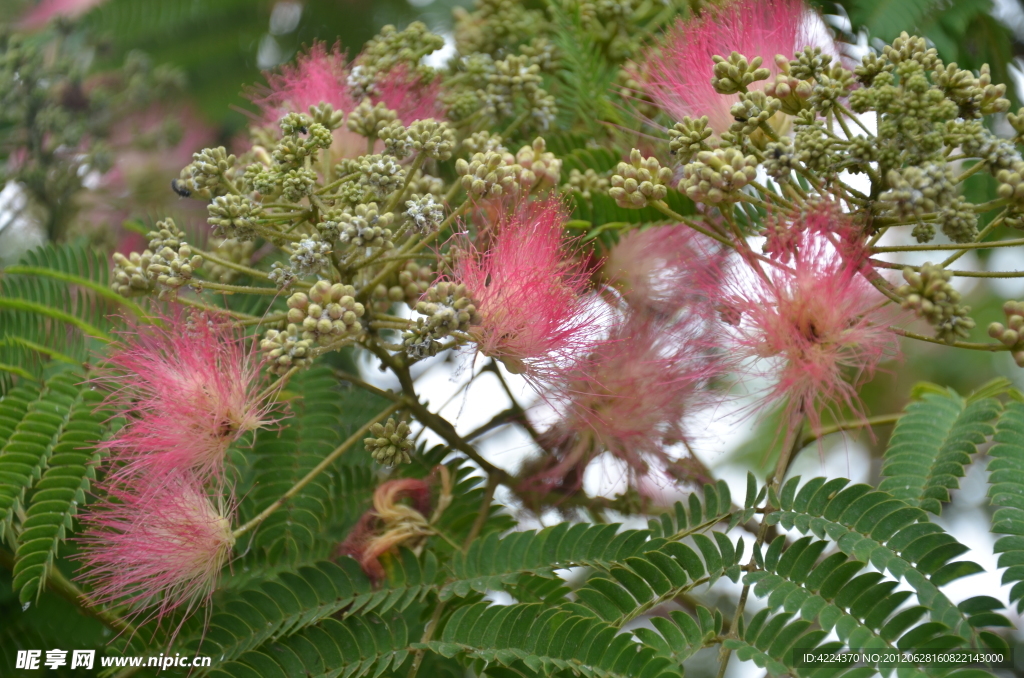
left=250, top=41, right=356, bottom=124
left=708, top=229, right=897, bottom=430
left=451, top=199, right=602, bottom=378
left=77, top=472, right=234, bottom=631
left=603, top=225, right=721, bottom=316
left=532, top=313, right=718, bottom=490
left=95, top=309, right=276, bottom=483
left=375, top=65, right=445, bottom=125
left=639, top=0, right=810, bottom=134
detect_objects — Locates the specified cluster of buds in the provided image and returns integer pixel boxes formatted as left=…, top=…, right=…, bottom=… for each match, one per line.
left=989, top=301, right=1024, bottom=367
left=323, top=203, right=396, bottom=249
left=608, top=149, right=673, bottom=209
left=511, top=137, right=561, bottom=191
left=561, top=168, right=610, bottom=199
left=363, top=418, right=413, bottom=466
left=208, top=194, right=264, bottom=241
left=996, top=161, right=1024, bottom=205
left=285, top=281, right=365, bottom=343
left=288, top=236, right=332, bottom=278
left=110, top=220, right=203, bottom=298
left=395, top=261, right=435, bottom=307
left=456, top=150, right=521, bottom=198
left=176, top=146, right=236, bottom=199
left=879, top=164, right=956, bottom=221
left=898, top=264, right=975, bottom=344
left=727, top=90, right=782, bottom=137
left=484, top=55, right=557, bottom=129
left=347, top=100, right=398, bottom=139
left=260, top=326, right=314, bottom=375
left=679, top=148, right=758, bottom=204
left=668, top=117, right=712, bottom=163
left=404, top=282, right=480, bottom=358
left=379, top=119, right=456, bottom=161
left=763, top=56, right=813, bottom=115
left=111, top=251, right=155, bottom=298
left=355, top=153, right=406, bottom=198
left=404, top=195, right=444, bottom=233
left=710, top=52, right=770, bottom=95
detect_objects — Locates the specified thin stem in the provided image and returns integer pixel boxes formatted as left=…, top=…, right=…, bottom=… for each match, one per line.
left=256, top=366, right=299, bottom=403
left=954, top=161, right=987, bottom=184
left=892, top=327, right=1008, bottom=352
left=872, top=236, right=1024, bottom=253
left=718, top=415, right=805, bottom=678
left=800, top=413, right=902, bottom=448
left=464, top=476, right=498, bottom=550
left=192, top=281, right=285, bottom=296
left=334, top=370, right=403, bottom=402
left=650, top=200, right=733, bottom=249
left=174, top=295, right=257, bottom=321
left=940, top=212, right=1006, bottom=267
left=836, top=103, right=872, bottom=135
left=232, top=402, right=402, bottom=539
left=367, top=344, right=514, bottom=484
left=407, top=600, right=447, bottom=678
left=499, top=110, right=531, bottom=139
left=872, top=258, right=1024, bottom=278
left=235, top=311, right=287, bottom=327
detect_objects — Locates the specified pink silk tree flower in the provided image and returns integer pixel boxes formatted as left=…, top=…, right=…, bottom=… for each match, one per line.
left=527, top=312, right=717, bottom=493
left=76, top=472, right=235, bottom=632
left=375, top=65, right=446, bottom=125
left=603, top=225, right=721, bottom=317
left=250, top=41, right=356, bottom=125
left=95, top=310, right=276, bottom=483
left=708, top=229, right=898, bottom=432
left=639, top=0, right=810, bottom=134
left=451, top=199, right=603, bottom=379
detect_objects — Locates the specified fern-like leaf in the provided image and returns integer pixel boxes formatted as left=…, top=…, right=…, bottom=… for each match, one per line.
left=12, top=380, right=106, bottom=603
left=988, top=401, right=1024, bottom=613
left=426, top=602, right=682, bottom=678
left=766, top=476, right=1009, bottom=645
left=0, top=372, right=88, bottom=547
left=879, top=389, right=1000, bottom=514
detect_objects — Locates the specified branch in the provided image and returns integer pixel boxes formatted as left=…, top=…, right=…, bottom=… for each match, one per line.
left=232, top=402, right=402, bottom=540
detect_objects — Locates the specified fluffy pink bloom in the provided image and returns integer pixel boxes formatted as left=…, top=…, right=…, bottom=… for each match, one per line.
left=762, top=201, right=864, bottom=264
left=95, top=309, right=275, bottom=483
left=640, top=0, right=810, bottom=134
left=77, top=472, right=234, bottom=631
left=708, top=229, right=897, bottom=430
left=603, top=225, right=721, bottom=316
left=530, top=313, right=718, bottom=491
left=250, top=41, right=356, bottom=124
left=251, top=45, right=444, bottom=126
left=450, top=199, right=602, bottom=378
left=375, top=65, right=446, bottom=125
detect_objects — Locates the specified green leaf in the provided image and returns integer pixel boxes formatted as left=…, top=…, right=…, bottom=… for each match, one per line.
left=12, top=382, right=106, bottom=603
left=988, top=401, right=1024, bottom=613
left=879, top=390, right=1000, bottom=515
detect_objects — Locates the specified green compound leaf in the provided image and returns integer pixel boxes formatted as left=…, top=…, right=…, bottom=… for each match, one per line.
left=880, top=389, right=1000, bottom=515
left=767, top=476, right=1009, bottom=646
left=988, top=401, right=1024, bottom=614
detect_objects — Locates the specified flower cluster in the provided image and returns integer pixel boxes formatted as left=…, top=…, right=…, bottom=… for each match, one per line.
left=78, top=310, right=274, bottom=631
left=93, top=0, right=1024, bottom=542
